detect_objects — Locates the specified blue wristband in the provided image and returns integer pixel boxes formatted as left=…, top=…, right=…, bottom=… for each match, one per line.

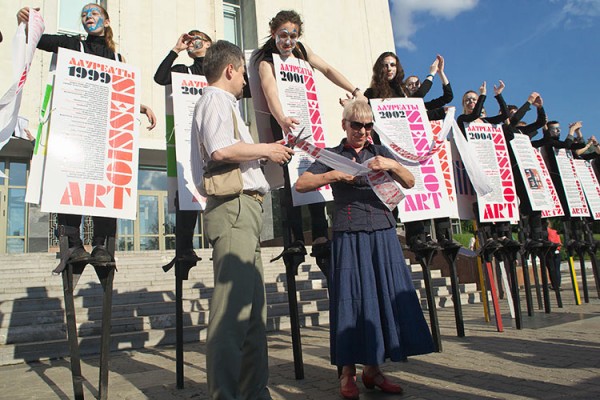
left=426, top=74, right=434, bottom=79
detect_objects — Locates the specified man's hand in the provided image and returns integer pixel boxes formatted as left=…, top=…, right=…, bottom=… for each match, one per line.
left=266, top=143, right=295, bottom=165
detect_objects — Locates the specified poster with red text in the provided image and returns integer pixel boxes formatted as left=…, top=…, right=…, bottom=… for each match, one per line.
left=466, top=122, right=519, bottom=223
left=431, top=120, right=461, bottom=218
left=273, top=55, right=332, bottom=206
left=171, top=72, right=207, bottom=210
left=551, top=148, right=589, bottom=217
left=509, top=134, right=553, bottom=211
left=449, top=137, right=477, bottom=220
left=573, top=159, right=600, bottom=219
left=370, top=98, right=451, bottom=222
left=247, top=49, right=285, bottom=190
left=40, top=49, right=140, bottom=219
left=536, top=149, right=565, bottom=218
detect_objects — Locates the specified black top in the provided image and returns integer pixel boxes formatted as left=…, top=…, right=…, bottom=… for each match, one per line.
left=456, top=94, right=509, bottom=137
left=424, top=83, right=453, bottom=122
left=503, top=102, right=546, bottom=142
left=305, top=140, right=397, bottom=232
left=364, top=78, right=432, bottom=101
left=365, top=79, right=433, bottom=145
left=541, top=133, right=576, bottom=150
left=38, top=33, right=121, bottom=60
left=154, top=50, right=205, bottom=85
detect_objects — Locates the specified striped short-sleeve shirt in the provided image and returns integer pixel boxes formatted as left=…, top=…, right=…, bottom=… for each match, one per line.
left=191, top=86, right=269, bottom=196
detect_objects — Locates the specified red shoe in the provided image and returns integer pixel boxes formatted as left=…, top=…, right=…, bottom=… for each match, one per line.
left=361, top=371, right=404, bottom=394
left=340, top=374, right=360, bottom=399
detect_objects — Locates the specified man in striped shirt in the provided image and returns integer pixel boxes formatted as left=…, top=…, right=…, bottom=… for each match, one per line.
left=190, top=40, right=293, bottom=400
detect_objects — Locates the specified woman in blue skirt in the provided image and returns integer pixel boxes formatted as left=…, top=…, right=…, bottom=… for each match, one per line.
left=296, top=100, right=434, bottom=399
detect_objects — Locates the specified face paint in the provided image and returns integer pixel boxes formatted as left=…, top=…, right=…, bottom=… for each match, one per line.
left=275, top=28, right=298, bottom=56
left=190, top=37, right=204, bottom=50
left=81, top=7, right=105, bottom=33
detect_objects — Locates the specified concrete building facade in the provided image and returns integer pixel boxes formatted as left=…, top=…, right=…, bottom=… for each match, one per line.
left=0, top=0, right=395, bottom=254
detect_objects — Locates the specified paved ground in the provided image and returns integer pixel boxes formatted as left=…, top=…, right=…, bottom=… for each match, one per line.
left=2, top=284, right=600, bottom=399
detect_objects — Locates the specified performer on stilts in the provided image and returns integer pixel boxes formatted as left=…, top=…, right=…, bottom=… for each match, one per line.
left=154, top=30, right=214, bottom=270
left=253, top=10, right=366, bottom=274
left=17, top=4, right=156, bottom=267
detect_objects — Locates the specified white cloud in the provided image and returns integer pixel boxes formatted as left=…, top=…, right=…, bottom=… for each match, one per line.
left=554, top=0, right=600, bottom=17
left=389, top=0, right=479, bottom=50
left=545, top=0, right=600, bottom=30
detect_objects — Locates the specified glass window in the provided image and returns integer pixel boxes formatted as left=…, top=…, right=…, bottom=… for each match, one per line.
left=163, top=196, right=176, bottom=251
left=223, top=3, right=242, bottom=47
left=58, top=0, right=101, bottom=35
left=117, top=219, right=134, bottom=250
left=7, top=188, right=26, bottom=237
left=0, top=161, right=5, bottom=185
left=7, top=238, right=25, bottom=254
left=9, top=162, right=27, bottom=187
left=140, top=237, right=159, bottom=251
left=139, top=195, right=159, bottom=235
left=138, top=168, right=168, bottom=191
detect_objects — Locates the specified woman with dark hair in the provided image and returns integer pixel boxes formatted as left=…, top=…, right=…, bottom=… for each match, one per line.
left=254, top=10, right=366, bottom=264
left=296, top=100, right=434, bottom=399
left=17, top=4, right=156, bottom=264
left=364, top=52, right=439, bottom=146
left=364, top=52, right=438, bottom=101
left=364, top=52, right=448, bottom=251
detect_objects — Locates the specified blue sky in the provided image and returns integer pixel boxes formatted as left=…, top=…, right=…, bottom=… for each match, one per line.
left=389, top=0, right=600, bottom=139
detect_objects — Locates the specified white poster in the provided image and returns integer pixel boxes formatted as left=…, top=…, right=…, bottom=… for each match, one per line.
left=466, top=122, right=519, bottom=223
left=0, top=9, right=45, bottom=153
left=552, top=148, right=590, bottom=217
left=40, top=49, right=141, bottom=220
left=431, top=120, right=460, bottom=218
left=171, top=72, right=207, bottom=210
left=26, top=55, right=57, bottom=204
left=164, top=84, right=178, bottom=213
left=537, top=148, right=565, bottom=218
left=573, top=159, right=600, bottom=220
left=370, top=98, right=451, bottom=222
left=247, top=49, right=285, bottom=189
left=450, top=136, right=477, bottom=220
left=509, top=133, right=553, bottom=211
left=273, top=55, right=332, bottom=206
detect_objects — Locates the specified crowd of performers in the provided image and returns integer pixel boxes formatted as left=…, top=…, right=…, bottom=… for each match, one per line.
left=13, top=5, right=600, bottom=400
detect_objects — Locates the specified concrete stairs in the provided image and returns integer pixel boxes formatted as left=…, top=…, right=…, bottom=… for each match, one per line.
left=0, top=248, right=480, bottom=365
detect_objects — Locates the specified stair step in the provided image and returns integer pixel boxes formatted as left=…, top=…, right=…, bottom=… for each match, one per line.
left=0, top=248, right=482, bottom=365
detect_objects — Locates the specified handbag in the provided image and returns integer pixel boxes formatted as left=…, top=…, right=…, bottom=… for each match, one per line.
left=202, top=110, right=243, bottom=197
left=203, top=161, right=243, bottom=197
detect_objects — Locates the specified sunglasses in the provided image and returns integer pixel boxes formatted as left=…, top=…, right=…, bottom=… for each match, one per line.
left=349, top=121, right=374, bottom=131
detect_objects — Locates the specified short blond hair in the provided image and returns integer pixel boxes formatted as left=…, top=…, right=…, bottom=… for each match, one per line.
left=342, top=100, right=372, bottom=121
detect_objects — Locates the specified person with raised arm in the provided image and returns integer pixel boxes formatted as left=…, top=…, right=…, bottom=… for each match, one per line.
left=254, top=10, right=367, bottom=268
left=17, top=4, right=156, bottom=265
